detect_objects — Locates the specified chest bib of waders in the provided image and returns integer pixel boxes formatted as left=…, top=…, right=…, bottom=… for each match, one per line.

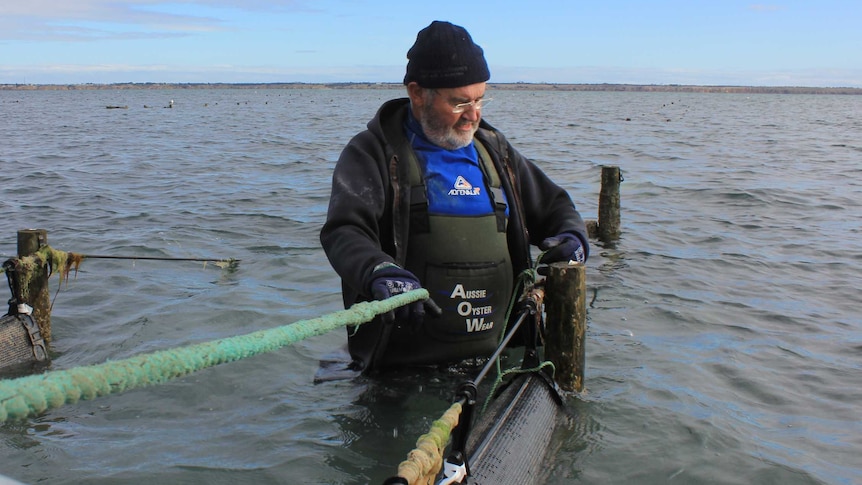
left=386, top=140, right=513, bottom=366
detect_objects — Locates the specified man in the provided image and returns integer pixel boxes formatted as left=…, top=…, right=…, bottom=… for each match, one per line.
left=320, top=20, right=589, bottom=372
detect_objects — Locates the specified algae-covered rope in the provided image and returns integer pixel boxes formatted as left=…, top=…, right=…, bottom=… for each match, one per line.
left=0, top=289, right=428, bottom=423
left=392, top=401, right=463, bottom=485
left=2, top=245, right=239, bottom=285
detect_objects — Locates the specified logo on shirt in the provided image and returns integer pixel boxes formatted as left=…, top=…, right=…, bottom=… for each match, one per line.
left=448, top=176, right=481, bottom=196
left=450, top=283, right=495, bottom=333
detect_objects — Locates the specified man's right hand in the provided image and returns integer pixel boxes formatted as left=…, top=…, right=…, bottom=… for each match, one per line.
left=367, top=263, right=442, bottom=325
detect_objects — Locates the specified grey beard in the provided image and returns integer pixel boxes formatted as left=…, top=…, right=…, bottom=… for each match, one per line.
left=419, top=106, right=477, bottom=150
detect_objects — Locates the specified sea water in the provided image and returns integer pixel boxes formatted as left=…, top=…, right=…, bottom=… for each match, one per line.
left=1, top=87, right=860, bottom=484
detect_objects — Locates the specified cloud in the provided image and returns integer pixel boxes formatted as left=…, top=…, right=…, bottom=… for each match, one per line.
left=0, top=0, right=311, bottom=42
left=747, top=4, right=786, bottom=12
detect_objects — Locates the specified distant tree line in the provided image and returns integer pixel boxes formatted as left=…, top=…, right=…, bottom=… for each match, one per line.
left=2, top=82, right=860, bottom=95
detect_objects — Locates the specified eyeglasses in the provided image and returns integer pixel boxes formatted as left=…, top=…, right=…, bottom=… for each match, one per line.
left=451, top=97, right=493, bottom=114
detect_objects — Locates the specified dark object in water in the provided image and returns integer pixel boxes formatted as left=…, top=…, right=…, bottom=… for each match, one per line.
left=313, top=345, right=361, bottom=383
left=0, top=313, right=49, bottom=372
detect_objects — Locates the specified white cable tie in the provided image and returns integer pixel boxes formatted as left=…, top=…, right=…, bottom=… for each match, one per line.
left=17, top=303, right=33, bottom=315
left=437, top=460, right=467, bottom=485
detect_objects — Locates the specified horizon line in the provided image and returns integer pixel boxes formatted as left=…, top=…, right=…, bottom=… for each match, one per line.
left=3, top=81, right=861, bottom=94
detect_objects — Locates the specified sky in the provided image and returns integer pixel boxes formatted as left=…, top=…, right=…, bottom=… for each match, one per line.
left=0, top=0, right=860, bottom=87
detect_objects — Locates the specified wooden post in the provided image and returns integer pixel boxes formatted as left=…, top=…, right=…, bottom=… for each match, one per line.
left=543, top=261, right=586, bottom=392
left=17, top=229, right=51, bottom=342
left=598, top=165, right=621, bottom=242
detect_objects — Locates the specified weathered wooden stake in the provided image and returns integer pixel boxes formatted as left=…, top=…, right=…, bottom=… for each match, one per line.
left=598, top=165, right=621, bottom=242
left=543, top=261, right=586, bottom=392
left=17, top=229, right=52, bottom=342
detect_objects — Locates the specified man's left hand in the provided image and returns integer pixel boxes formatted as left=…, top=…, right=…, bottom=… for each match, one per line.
left=538, top=233, right=586, bottom=265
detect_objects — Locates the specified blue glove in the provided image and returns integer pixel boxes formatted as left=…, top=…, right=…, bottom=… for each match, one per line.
left=538, top=233, right=586, bottom=266
left=367, top=263, right=441, bottom=326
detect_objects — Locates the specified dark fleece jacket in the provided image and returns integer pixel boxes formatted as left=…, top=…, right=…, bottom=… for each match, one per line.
left=320, top=97, right=589, bottom=309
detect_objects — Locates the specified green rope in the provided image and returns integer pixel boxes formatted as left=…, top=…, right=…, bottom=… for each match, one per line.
left=483, top=265, right=542, bottom=397
left=481, top=361, right=556, bottom=413
left=0, top=289, right=428, bottom=423
left=482, top=258, right=550, bottom=413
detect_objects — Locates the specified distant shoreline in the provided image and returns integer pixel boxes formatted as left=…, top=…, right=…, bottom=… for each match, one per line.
left=2, top=82, right=860, bottom=95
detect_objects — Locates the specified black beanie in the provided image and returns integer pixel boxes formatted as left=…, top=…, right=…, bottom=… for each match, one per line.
left=403, top=21, right=490, bottom=88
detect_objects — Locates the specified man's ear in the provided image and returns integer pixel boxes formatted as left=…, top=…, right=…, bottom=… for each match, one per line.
left=406, top=82, right=425, bottom=107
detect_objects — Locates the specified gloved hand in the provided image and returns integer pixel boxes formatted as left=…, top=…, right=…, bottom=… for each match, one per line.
left=367, top=263, right=442, bottom=326
left=538, top=233, right=586, bottom=267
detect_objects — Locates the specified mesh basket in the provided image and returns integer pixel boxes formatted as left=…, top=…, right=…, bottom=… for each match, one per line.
left=1, top=313, right=49, bottom=370
left=463, top=373, right=561, bottom=485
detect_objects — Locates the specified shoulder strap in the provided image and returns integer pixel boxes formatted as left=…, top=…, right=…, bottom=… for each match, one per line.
left=394, top=139, right=431, bottom=233
left=473, top=139, right=500, bottom=188
left=474, top=139, right=508, bottom=232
